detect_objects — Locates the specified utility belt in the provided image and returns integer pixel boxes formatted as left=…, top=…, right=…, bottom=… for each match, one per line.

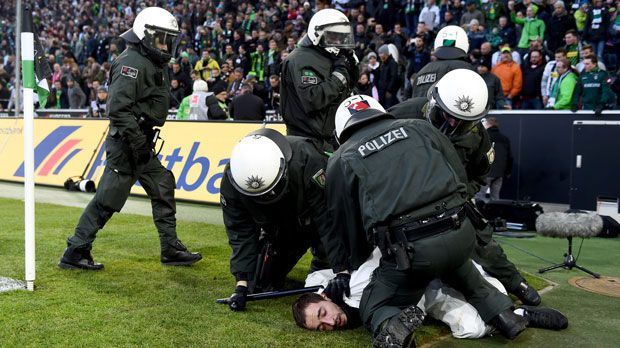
left=109, top=125, right=164, bottom=155
left=373, top=205, right=467, bottom=271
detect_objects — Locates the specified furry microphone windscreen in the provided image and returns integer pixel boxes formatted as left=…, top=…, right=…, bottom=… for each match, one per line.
left=535, top=212, right=603, bottom=238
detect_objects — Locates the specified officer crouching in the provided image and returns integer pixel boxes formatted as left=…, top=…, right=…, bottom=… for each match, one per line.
left=325, top=95, right=527, bottom=347
left=59, top=7, right=201, bottom=270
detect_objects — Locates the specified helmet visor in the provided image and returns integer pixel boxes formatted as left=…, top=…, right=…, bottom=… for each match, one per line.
left=320, top=24, right=354, bottom=49
left=144, top=24, right=180, bottom=55
left=426, top=98, right=478, bottom=138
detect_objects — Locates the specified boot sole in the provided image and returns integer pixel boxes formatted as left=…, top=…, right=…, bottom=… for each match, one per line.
left=161, top=256, right=203, bottom=267
left=58, top=261, right=104, bottom=271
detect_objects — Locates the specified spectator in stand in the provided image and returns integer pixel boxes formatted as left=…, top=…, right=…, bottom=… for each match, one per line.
left=194, top=50, right=220, bottom=81
left=0, top=80, right=10, bottom=110
left=480, top=42, right=494, bottom=68
left=404, top=35, right=431, bottom=94
left=230, top=83, right=265, bottom=121
left=547, top=1, right=577, bottom=54
left=90, top=86, right=108, bottom=118
left=479, top=117, right=513, bottom=201
left=207, top=67, right=229, bottom=94
left=50, top=80, right=69, bottom=109
left=541, top=48, right=569, bottom=107
left=521, top=49, right=546, bottom=109
left=250, top=44, right=266, bottom=83
left=388, top=23, right=408, bottom=54
left=419, top=0, right=441, bottom=31
left=584, top=0, right=610, bottom=63
left=170, top=60, right=192, bottom=97
left=370, top=23, right=388, bottom=51
left=357, top=72, right=378, bottom=99
left=572, top=54, right=614, bottom=114
left=376, top=44, right=400, bottom=108
left=404, top=0, right=423, bottom=34
left=440, top=0, right=465, bottom=25
left=66, top=78, right=86, bottom=109
left=169, top=79, right=185, bottom=110
left=461, top=0, right=486, bottom=27
left=438, top=10, right=459, bottom=31
left=545, top=58, right=577, bottom=110
left=466, top=19, right=487, bottom=52
left=235, top=44, right=253, bottom=76
left=574, top=2, right=590, bottom=35
left=564, top=30, right=583, bottom=66
left=483, top=0, right=508, bottom=29
left=576, top=44, right=608, bottom=72
left=265, top=75, right=281, bottom=118
left=475, top=59, right=508, bottom=109
left=492, top=46, right=523, bottom=107
left=492, top=42, right=522, bottom=67
left=497, top=16, right=517, bottom=49
left=266, top=40, right=282, bottom=78
left=228, top=67, right=244, bottom=98
left=509, top=2, right=546, bottom=57
left=366, top=52, right=381, bottom=85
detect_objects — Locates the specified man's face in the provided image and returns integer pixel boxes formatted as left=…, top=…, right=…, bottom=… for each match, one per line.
left=173, top=63, right=180, bottom=72
left=530, top=51, right=541, bottom=64
left=481, top=43, right=491, bottom=55
left=581, top=48, right=593, bottom=58
left=584, top=59, right=595, bottom=72
left=556, top=62, right=568, bottom=74
left=414, top=37, right=424, bottom=48
left=97, top=91, right=107, bottom=100
left=477, top=64, right=488, bottom=75
left=171, top=80, right=179, bottom=88
left=554, top=3, right=564, bottom=14
left=501, top=51, right=512, bottom=62
left=202, top=51, right=210, bottom=60
left=499, top=17, right=508, bottom=27
left=379, top=52, right=388, bottom=62
left=302, top=298, right=348, bottom=331
left=375, top=24, right=383, bottom=35
left=565, top=33, right=576, bottom=45
left=269, top=77, right=279, bottom=88
left=445, top=12, right=453, bottom=22
left=555, top=53, right=566, bottom=62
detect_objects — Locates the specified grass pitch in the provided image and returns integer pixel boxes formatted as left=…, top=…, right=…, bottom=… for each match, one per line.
left=1, top=197, right=618, bottom=347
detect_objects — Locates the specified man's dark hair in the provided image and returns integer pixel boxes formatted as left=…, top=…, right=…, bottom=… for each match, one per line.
left=565, top=29, right=578, bottom=37
left=555, top=47, right=567, bottom=55
left=582, top=44, right=593, bottom=52
left=292, top=293, right=324, bottom=328
left=584, top=54, right=598, bottom=65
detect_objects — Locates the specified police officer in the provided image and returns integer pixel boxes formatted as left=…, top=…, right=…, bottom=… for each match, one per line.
left=411, top=25, right=475, bottom=98
left=222, top=128, right=344, bottom=311
left=280, top=8, right=358, bottom=151
left=572, top=54, right=615, bottom=115
left=59, top=7, right=202, bottom=270
left=325, top=94, right=527, bottom=346
left=389, top=69, right=541, bottom=306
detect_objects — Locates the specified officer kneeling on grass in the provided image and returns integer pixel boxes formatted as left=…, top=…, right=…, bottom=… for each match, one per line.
left=221, top=128, right=345, bottom=311
left=389, top=69, right=542, bottom=306
left=59, top=7, right=202, bottom=270
left=325, top=95, right=530, bottom=347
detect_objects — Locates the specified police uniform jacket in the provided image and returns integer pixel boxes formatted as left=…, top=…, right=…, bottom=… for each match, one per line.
left=280, top=36, right=352, bottom=142
left=388, top=97, right=492, bottom=198
left=220, top=137, right=344, bottom=281
left=411, top=59, right=475, bottom=98
left=326, top=117, right=469, bottom=270
left=108, top=45, right=170, bottom=151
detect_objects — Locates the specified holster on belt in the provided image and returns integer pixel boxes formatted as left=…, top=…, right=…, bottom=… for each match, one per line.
left=464, top=201, right=488, bottom=230
left=373, top=224, right=411, bottom=271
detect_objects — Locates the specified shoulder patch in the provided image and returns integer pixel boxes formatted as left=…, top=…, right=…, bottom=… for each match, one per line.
left=311, top=168, right=326, bottom=188
left=358, top=127, right=409, bottom=158
left=121, top=65, right=138, bottom=79
left=301, top=75, right=318, bottom=85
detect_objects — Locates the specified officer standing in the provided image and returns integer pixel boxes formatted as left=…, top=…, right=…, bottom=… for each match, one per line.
left=59, top=7, right=202, bottom=270
left=325, top=94, right=527, bottom=346
left=389, top=69, right=541, bottom=306
left=571, top=54, right=614, bottom=115
left=280, top=9, right=358, bottom=151
left=411, top=25, right=475, bottom=98
left=221, top=128, right=345, bottom=311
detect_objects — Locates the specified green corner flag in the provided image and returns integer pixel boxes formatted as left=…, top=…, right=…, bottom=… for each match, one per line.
left=21, top=7, right=52, bottom=108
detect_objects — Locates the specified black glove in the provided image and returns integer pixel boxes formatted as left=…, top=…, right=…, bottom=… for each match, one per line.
left=594, top=105, right=604, bottom=116
left=324, top=272, right=351, bottom=301
left=344, top=51, right=360, bottom=87
left=229, top=285, right=248, bottom=311
left=333, top=56, right=350, bottom=86
left=132, top=141, right=152, bottom=165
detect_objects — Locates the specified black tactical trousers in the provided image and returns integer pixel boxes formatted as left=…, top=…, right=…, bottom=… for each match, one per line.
left=471, top=224, right=525, bottom=292
left=359, top=219, right=513, bottom=333
left=67, top=135, right=179, bottom=254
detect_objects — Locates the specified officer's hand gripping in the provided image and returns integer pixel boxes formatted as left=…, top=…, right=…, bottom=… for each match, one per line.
left=324, top=272, right=351, bottom=301
left=594, top=105, right=604, bottom=117
left=332, top=56, right=350, bottom=87
left=229, top=285, right=248, bottom=311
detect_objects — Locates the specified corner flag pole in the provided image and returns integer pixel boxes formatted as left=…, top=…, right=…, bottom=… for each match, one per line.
left=20, top=4, right=35, bottom=292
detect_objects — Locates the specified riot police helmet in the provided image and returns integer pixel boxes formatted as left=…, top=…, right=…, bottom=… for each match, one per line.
left=307, top=9, right=354, bottom=56
left=334, top=95, right=392, bottom=144
left=425, top=69, right=489, bottom=137
left=433, top=25, right=469, bottom=60
left=121, top=7, right=180, bottom=65
left=228, top=128, right=292, bottom=204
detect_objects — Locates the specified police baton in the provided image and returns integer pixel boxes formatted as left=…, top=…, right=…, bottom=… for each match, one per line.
left=215, top=285, right=323, bottom=304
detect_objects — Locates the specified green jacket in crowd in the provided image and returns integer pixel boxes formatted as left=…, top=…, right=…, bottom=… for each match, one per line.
left=511, top=13, right=546, bottom=49
left=572, top=67, right=614, bottom=110
left=549, top=71, right=578, bottom=110
left=250, top=51, right=266, bottom=82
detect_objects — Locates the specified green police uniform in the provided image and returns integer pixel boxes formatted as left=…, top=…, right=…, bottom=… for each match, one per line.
left=280, top=36, right=354, bottom=150
left=220, top=136, right=341, bottom=289
left=326, top=116, right=513, bottom=333
left=572, top=67, right=614, bottom=110
left=388, top=97, right=527, bottom=293
left=411, top=60, right=475, bottom=98
left=66, top=45, right=188, bottom=258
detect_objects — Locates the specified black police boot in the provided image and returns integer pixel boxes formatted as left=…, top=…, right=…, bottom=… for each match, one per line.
left=58, top=246, right=104, bottom=270
left=489, top=308, right=528, bottom=339
left=161, top=240, right=202, bottom=266
left=511, top=281, right=542, bottom=306
left=372, top=305, right=425, bottom=348
left=520, top=305, right=568, bottom=330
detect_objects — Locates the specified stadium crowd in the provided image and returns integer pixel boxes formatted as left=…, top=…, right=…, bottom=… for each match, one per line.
left=0, top=0, right=619, bottom=116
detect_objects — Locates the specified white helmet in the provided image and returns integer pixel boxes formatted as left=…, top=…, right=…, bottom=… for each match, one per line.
left=228, top=128, right=292, bottom=201
left=193, top=80, right=208, bottom=92
left=426, top=69, right=489, bottom=137
left=433, top=25, right=469, bottom=60
left=307, top=9, right=354, bottom=56
left=334, top=95, right=389, bottom=143
left=121, top=7, right=180, bottom=63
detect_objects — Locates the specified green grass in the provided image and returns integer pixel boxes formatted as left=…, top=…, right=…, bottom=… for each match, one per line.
left=1, top=197, right=617, bottom=347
